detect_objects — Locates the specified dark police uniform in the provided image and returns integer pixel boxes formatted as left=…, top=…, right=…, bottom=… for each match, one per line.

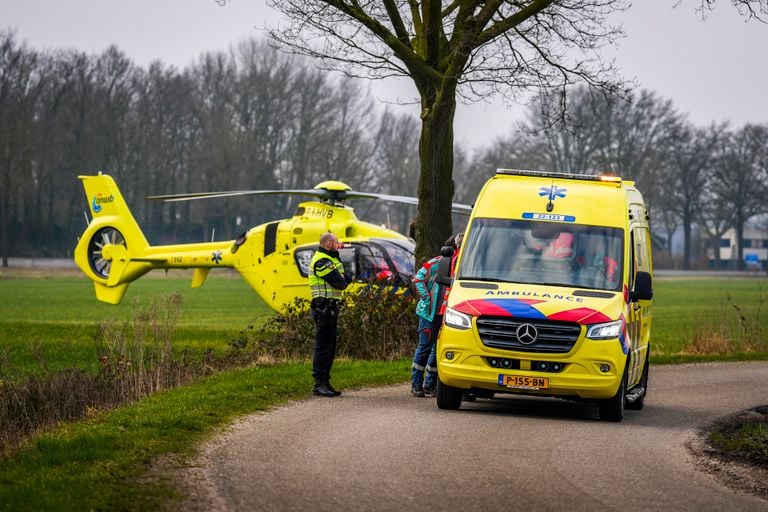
left=308, top=245, right=350, bottom=396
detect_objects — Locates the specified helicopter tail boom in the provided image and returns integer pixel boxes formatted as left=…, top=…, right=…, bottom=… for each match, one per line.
left=74, top=173, right=155, bottom=303
left=75, top=173, right=241, bottom=304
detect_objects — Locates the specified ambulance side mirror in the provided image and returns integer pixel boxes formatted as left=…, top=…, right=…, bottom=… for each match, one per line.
left=436, top=245, right=454, bottom=286
left=629, top=271, right=653, bottom=302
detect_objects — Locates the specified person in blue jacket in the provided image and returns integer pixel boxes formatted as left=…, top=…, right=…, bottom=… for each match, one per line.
left=410, top=233, right=462, bottom=397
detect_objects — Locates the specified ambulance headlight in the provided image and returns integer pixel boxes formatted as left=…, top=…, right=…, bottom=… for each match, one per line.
left=586, top=320, right=624, bottom=340
left=445, top=307, right=472, bottom=330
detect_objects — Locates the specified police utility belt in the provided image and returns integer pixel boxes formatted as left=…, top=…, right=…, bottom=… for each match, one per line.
left=311, top=297, right=340, bottom=310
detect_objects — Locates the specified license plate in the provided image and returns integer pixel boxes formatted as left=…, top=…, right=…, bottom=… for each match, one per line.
left=497, top=374, right=550, bottom=390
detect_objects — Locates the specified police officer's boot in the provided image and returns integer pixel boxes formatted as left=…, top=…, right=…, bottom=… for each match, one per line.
left=313, top=379, right=337, bottom=397
left=326, top=381, right=342, bottom=396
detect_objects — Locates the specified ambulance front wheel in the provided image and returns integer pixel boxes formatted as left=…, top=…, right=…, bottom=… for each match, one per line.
left=436, top=379, right=463, bottom=410
left=599, top=365, right=627, bottom=422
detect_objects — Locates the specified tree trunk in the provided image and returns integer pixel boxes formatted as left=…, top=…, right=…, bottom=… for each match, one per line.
left=415, top=93, right=456, bottom=263
left=1, top=182, right=7, bottom=267
left=735, top=220, right=745, bottom=271
left=683, top=214, right=692, bottom=270
left=711, top=235, right=722, bottom=269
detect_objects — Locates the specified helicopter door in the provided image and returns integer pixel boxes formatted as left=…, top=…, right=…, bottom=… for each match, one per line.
left=354, top=242, right=393, bottom=282
left=338, top=246, right=358, bottom=281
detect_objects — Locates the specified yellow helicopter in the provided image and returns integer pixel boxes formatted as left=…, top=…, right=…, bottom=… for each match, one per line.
left=73, top=173, right=471, bottom=312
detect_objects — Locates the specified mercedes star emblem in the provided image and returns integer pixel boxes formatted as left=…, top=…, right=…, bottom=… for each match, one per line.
left=516, top=323, right=538, bottom=345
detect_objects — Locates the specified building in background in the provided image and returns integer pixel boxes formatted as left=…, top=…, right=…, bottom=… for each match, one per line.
left=709, top=227, right=768, bottom=271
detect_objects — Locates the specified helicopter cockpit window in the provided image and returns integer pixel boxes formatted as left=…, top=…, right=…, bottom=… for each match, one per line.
left=293, top=238, right=415, bottom=284
left=356, top=238, right=415, bottom=284
left=376, top=238, right=416, bottom=279
left=357, top=244, right=390, bottom=281
left=294, top=245, right=358, bottom=280
left=294, top=248, right=314, bottom=277
left=338, top=246, right=358, bottom=280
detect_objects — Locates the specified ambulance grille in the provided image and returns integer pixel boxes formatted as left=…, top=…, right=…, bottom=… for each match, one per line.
left=476, top=317, right=582, bottom=353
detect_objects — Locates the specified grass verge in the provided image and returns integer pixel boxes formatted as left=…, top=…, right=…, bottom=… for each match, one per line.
left=0, top=359, right=409, bottom=511
left=708, top=405, right=768, bottom=467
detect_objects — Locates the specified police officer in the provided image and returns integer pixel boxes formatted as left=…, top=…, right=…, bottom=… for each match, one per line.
left=308, top=232, right=352, bottom=397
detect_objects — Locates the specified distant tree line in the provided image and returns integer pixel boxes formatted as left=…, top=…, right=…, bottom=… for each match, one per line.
left=2, top=30, right=767, bottom=269
left=464, top=87, right=768, bottom=270
left=0, top=31, right=422, bottom=264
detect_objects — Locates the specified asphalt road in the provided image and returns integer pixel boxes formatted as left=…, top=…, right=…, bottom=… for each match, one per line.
left=179, top=361, right=768, bottom=512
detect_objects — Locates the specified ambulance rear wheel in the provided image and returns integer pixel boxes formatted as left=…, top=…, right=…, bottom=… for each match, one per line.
left=436, top=379, right=463, bottom=410
left=599, top=366, right=626, bottom=422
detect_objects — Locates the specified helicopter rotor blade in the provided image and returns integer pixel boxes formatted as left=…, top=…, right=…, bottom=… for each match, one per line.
left=146, top=186, right=473, bottom=214
left=450, top=203, right=473, bottom=215
left=348, top=192, right=472, bottom=215
left=146, top=189, right=324, bottom=202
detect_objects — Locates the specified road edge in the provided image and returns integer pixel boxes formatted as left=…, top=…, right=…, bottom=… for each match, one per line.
left=687, top=406, right=768, bottom=502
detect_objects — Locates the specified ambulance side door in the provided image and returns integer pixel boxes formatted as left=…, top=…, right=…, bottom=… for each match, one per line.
left=626, top=224, right=652, bottom=387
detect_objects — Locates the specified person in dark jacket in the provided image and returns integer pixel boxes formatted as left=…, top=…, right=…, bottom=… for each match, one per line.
left=410, top=232, right=463, bottom=397
left=308, top=232, right=352, bottom=397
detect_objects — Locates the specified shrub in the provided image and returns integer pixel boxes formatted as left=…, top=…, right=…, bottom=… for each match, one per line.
left=253, top=284, right=418, bottom=362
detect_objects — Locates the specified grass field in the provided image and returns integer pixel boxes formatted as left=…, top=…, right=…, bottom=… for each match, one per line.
left=0, top=270, right=273, bottom=375
left=2, top=270, right=767, bottom=374
left=651, top=276, right=768, bottom=360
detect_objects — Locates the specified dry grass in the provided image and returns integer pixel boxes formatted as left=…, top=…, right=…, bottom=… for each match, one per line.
left=681, top=289, right=767, bottom=356
left=0, top=284, right=416, bottom=455
left=0, top=294, right=209, bottom=454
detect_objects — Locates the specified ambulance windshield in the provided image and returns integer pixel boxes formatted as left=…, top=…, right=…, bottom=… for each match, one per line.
left=458, top=218, right=623, bottom=291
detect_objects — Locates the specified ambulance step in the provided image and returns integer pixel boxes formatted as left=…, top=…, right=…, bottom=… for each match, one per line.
left=625, top=386, right=645, bottom=404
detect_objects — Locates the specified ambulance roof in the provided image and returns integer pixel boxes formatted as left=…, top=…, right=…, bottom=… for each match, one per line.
left=473, top=169, right=633, bottom=227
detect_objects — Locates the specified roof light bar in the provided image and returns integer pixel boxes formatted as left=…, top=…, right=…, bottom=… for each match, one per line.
left=496, top=168, right=622, bottom=183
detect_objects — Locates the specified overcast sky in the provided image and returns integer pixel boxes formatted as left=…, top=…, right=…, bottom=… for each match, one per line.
left=2, top=0, right=767, bottom=150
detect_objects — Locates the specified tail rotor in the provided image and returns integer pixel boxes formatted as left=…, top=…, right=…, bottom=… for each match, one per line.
left=87, top=227, right=126, bottom=279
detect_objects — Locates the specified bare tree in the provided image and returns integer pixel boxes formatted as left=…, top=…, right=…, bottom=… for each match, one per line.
left=311, top=78, right=377, bottom=187
left=590, top=90, right=680, bottom=212
left=278, top=65, right=336, bottom=195
left=489, top=86, right=679, bottom=207
left=29, top=51, right=77, bottom=257
left=186, top=51, right=239, bottom=240
left=709, top=124, right=768, bottom=270
left=527, top=86, right=605, bottom=174
left=461, top=126, right=549, bottom=200
left=265, top=1, right=630, bottom=259
left=354, top=107, right=421, bottom=232
left=657, top=122, right=723, bottom=269
left=698, top=191, right=732, bottom=270
left=654, top=207, right=680, bottom=267
left=0, top=31, right=49, bottom=265
left=131, top=61, right=197, bottom=242
left=230, top=40, right=296, bottom=230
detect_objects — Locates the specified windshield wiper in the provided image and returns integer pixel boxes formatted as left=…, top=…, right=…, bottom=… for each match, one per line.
left=460, top=276, right=516, bottom=283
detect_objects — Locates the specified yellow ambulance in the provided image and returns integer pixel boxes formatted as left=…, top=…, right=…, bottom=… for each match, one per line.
left=436, top=169, right=653, bottom=421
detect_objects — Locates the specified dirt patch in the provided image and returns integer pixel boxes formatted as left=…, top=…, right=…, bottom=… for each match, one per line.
left=688, top=406, right=768, bottom=501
